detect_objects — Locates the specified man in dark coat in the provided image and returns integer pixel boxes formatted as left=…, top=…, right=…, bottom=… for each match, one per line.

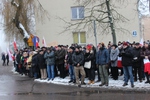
left=2, top=53, right=6, bottom=66
left=6, top=54, right=9, bottom=66
left=119, top=42, right=134, bottom=88
left=55, top=45, right=66, bottom=78
left=72, top=46, right=85, bottom=87
left=37, top=50, right=47, bottom=80
left=132, top=42, right=142, bottom=82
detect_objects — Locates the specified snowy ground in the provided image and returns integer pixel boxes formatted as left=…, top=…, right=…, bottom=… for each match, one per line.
left=12, top=68, right=150, bottom=90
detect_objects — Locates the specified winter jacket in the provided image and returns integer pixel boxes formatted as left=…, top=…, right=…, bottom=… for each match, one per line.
left=119, top=46, right=133, bottom=66
left=96, top=48, right=109, bottom=65
left=132, top=47, right=142, bottom=67
left=141, top=47, right=150, bottom=60
left=32, top=54, right=39, bottom=72
left=55, top=49, right=66, bottom=65
left=67, top=52, right=74, bottom=65
left=37, top=54, right=46, bottom=69
left=110, top=48, right=119, bottom=67
left=44, top=51, right=55, bottom=66
left=84, top=52, right=95, bottom=69
left=72, top=51, right=84, bottom=66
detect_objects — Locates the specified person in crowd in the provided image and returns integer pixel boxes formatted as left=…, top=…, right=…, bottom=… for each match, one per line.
left=84, top=45, right=95, bottom=85
left=32, top=50, right=39, bottom=79
left=96, top=42, right=109, bottom=86
left=132, top=42, right=142, bottom=82
left=67, top=47, right=75, bottom=83
left=37, top=50, right=47, bottom=80
left=27, top=51, right=34, bottom=78
left=117, top=42, right=123, bottom=76
left=119, top=42, right=134, bottom=88
left=21, top=51, right=28, bottom=76
left=16, top=50, right=23, bottom=74
left=72, top=46, right=85, bottom=87
left=110, top=44, right=119, bottom=80
left=141, top=42, right=150, bottom=84
left=2, top=53, right=6, bottom=66
left=44, top=48, right=55, bottom=81
left=55, top=45, right=66, bottom=78
left=6, top=53, right=9, bottom=66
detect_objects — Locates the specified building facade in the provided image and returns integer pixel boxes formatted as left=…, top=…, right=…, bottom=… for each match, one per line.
left=36, top=0, right=140, bottom=46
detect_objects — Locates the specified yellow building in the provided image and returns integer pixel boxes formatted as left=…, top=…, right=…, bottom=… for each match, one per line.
left=36, top=0, right=140, bottom=46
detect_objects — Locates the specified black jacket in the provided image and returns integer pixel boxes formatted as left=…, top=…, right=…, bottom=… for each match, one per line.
left=37, top=54, right=46, bottom=69
left=119, top=46, right=133, bottom=66
left=72, top=51, right=84, bottom=66
left=55, top=49, right=66, bottom=65
left=84, top=52, right=95, bottom=69
left=67, top=52, right=74, bottom=65
left=132, top=47, right=142, bottom=67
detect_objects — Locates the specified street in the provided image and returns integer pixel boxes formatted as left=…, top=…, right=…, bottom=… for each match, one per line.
left=0, top=62, right=150, bottom=100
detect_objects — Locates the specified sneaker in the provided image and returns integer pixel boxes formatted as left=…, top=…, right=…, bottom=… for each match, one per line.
left=131, top=84, right=134, bottom=88
left=122, top=83, right=128, bottom=86
left=145, top=81, right=150, bottom=84
left=69, top=80, right=73, bottom=83
left=99, top=83, right=105, bottom=86
left=47, top=79, right=51, bottom=81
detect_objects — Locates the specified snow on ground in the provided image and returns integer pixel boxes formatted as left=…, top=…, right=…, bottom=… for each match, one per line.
left=11, top=68, right=150, bottom=90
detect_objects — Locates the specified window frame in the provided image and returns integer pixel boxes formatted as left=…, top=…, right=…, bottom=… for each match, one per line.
left=72, top=31, right=86, bottom=45
left=71, top=6, right=85, bottom=20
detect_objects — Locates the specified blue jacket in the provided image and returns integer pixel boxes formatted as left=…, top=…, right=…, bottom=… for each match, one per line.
left=96, top=48, right=109, bottom=65
left=44, top=51, right=55, bottom=66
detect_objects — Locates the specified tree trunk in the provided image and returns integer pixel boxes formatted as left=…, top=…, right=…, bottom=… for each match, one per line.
left=106, top=0, right=117, bottom=44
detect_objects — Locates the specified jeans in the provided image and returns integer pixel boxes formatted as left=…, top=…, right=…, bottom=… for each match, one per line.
left=123, top=66, right=134, bottom=84
left=69, top=65, right=75, bottom=81
left=47, top=65, right=55, bottom=79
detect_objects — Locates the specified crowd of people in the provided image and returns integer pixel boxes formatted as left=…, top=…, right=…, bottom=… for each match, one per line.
left=1, top=53, right=9, bottom=66
left=9, top=41, right=150, bottom=88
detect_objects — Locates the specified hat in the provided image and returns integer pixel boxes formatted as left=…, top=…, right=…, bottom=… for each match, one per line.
left=86, top=44, right=92, bottom=50
left=69, top=47, right=74, bottom=50
left=123, top=42, right=128, bottom=46
left=112, top=44, right=118, bottom=48
left=75, top=46, right=80, bottom=49
left=135, top=42, right=140, bottom=45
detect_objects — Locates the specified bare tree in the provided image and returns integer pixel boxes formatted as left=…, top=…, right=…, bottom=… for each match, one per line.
left=1, top=0, right=49, bottom=47
left=59, top=0, right=132, bottom=44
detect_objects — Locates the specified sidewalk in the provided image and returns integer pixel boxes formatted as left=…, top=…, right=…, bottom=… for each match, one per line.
left=12, top=68, right=150, bottom=90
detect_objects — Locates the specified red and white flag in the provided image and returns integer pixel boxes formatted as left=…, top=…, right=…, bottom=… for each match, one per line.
left=144, top=59, right=150, bottom=74
left=7, top=48, right=14, bottom=61
left=117, top=57, right=122, bottom=68
left=36, top=37, right=39, bottom=48
left=140, top=38, right=144, bottom=46
left=13, top=39, right=17, bottom=51
left=42, top=37, right=47, bottom=47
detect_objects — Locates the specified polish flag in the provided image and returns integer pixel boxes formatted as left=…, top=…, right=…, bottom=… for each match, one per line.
left=42, top=37, right=47, bottom=47
left=140, top=38, right=144, bottom=46
left=13, top=39, right=17, bottom=51
left=7, top=48, right=14, bottom=61
left=144, top=59, right=150, bottom=74
left=117, top=57, right=122, bottom=68
left=36, top=37, right=39, bottom=48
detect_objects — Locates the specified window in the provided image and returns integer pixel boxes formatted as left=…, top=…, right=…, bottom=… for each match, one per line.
left=73, top=32, right=86, bottom=44
left=71, top=6, right=84, bottom=20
